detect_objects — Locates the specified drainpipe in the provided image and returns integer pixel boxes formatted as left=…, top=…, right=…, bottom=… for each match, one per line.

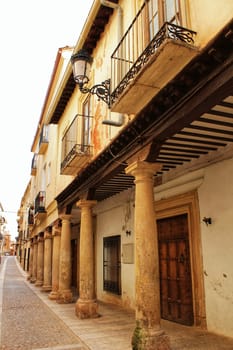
left=100, top=0, right=125, bottom=127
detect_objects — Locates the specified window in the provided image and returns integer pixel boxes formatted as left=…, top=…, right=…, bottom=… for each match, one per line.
left=61, top=116, right=78, bottom=162
left=82, top=97, right=92, bottom=151
left=47, top=162, right=51, bottom=186
left=148, top=0, right=159, bottom=39
left=147, top=0, right=181, bottom=40
left=162, top=0, right=181, bottom=25
left=41, top=164, right=46, bottom=191
left=103, top=235, right=121, bottom=295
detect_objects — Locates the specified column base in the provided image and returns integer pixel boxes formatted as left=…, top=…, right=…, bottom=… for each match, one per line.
left=49, top=290, right=59, bottom=300
left=132, top=325, right=171, bottom=350
left=30, top=277, right=36, bottom=283
left=75, top=298, right=99, bottom=319
left=41, top=285, right=52, bottom=292
left=56, top=289, right=73, bottom=304
left=35, top=280, right=43, bottom=287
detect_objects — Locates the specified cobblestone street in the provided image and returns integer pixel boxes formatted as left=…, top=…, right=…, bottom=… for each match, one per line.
left=0, top=257, right=87, bottom=350
left=1, top=257, right=233, bottom=350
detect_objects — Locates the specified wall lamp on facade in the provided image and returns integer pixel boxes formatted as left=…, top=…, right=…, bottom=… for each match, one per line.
left=71, top=49, right=111, bottom=108
left=202, top=217, right=212, bottom=226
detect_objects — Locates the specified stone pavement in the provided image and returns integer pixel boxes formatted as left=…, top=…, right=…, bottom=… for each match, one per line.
left=0, top=256, right=87, bottom=350
left=1, top=256, right=233, bottom=350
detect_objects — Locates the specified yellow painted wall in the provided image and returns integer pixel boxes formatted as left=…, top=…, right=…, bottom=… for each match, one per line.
left=188, top=0, right=233, bottom=47
left=198, top=157, right=233, bottom=337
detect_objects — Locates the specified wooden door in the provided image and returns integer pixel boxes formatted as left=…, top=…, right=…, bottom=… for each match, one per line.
left=157, top=214, right=194, bottom=325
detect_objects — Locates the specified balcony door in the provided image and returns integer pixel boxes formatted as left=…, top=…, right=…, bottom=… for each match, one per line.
left=146, top=0, right=182, bottom=42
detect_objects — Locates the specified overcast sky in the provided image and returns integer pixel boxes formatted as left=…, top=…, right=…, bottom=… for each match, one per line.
left=0, top=0, right=94, bottom=238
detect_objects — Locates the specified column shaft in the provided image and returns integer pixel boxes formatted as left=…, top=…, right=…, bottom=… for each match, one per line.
left=30, top=239, right=37, bottom=283
left=75, top=200, right=98, bottom=319
left=28, top=241, right=33, bottom=281
left=57, top=215, right=73, bottom=303
left=126, top=161, right=170, bottom=350
left=35, top=235, right=44, bottom=287
left=42, top=230, right=52, bottom=292
left=49, top=224, right=61, bottom=300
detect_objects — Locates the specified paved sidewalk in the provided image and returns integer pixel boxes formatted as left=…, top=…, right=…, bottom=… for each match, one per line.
left=1, top=256, right=233, bottom=350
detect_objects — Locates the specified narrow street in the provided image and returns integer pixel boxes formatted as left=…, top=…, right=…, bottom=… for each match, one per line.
left=1, top=256, right=233, bottom=350
left=0, top=257, right=87, bottom=350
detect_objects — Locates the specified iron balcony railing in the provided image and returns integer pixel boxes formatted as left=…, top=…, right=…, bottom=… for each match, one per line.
left=61, top=143, right=93, bottom=172
left=39, top=125, right=49, bottom=147
left=27, top=207, right=34, bottom=225
left=111, top=2, right=196, bottom=104
left=61, top=113, right=93, bottom=172
left=31, top=154, right=38, bottom=174
left=34, top=191, right=46, bottom=215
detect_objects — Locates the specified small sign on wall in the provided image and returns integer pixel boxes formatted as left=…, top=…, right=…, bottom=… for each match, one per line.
left=122, top=243, right=134, bottom=264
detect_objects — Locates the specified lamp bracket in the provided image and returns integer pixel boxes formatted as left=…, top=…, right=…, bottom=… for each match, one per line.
left=80, top=79, right=111, bottom=108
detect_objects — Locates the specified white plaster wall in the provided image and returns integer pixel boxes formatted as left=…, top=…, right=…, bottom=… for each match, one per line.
left=95, top=189, right=135, bottom=309
left=94, top=153, right=233, bottom=335
left=198, top=157, right=233, bottom=337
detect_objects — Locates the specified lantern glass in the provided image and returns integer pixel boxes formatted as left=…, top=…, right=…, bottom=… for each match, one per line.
left=71, top=50, right=92, bottom=87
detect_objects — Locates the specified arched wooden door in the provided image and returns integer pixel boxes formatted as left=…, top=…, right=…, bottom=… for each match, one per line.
left=157, top=213, right=194, bottom=326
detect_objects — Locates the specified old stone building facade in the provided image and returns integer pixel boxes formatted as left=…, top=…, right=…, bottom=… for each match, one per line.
left=17, top=1, right=233, bottom=349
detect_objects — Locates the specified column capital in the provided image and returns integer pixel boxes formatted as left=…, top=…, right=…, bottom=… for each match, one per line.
left=125, top=160, right=161, bottom=177
left=76, top=199, right=97, bottom=209
left=37, top=236, right=44, bottom=243
left=44, top=231, right=52, bottom=240
left=59, top=214, right=72, bottom=221
left=52, top=227, right=61, bottom=237
left=33, top=236, right=38, bottom=244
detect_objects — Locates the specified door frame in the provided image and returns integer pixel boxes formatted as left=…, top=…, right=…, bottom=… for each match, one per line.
left=155, top=190, right=206, bottom=328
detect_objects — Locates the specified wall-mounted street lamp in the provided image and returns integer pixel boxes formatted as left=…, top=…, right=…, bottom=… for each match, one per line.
left=71, top=49, right=111, bottom=108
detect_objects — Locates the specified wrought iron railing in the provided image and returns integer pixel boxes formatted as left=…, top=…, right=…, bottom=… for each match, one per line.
left=31, top=154, right=38, bottom=172
left=61, top=114, right=93, bottom=172
left=61, top=143, right=93, bottom=172
left=111, top=2, right=196, bottom=105
left=39, top=125, right=49, bottom=147
left=34, top=191, right=46, bottom=215
left=27, top=207, right=34, bottom=225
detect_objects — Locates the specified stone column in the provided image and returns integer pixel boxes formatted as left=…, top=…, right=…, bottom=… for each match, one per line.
left=30, top=237, right=38, bottom=283
left=125, top=161, right=170, bottom=350
left=42, top=229, right=52, bottom=292
left=27, top=239, right=33, bottom=280
left=35, top=233, right=44, bottom=287
left=49, top=223, right=61, bottom=300
left=57, top=215, right=73, bottom=303
left=75, top=200, right=98, bottom=319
